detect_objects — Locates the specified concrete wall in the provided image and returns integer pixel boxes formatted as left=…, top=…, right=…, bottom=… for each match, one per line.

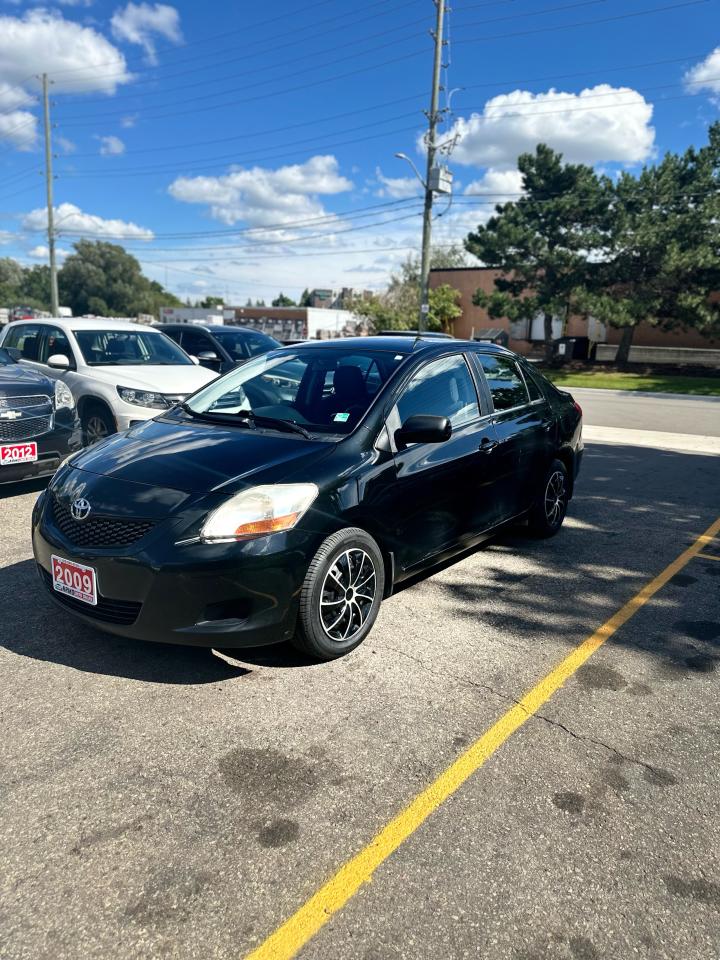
left=596, top=344, right=720, bottom=367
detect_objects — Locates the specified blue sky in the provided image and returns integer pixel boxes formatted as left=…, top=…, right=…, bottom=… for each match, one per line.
left=0, top=0, right=718, bottom=303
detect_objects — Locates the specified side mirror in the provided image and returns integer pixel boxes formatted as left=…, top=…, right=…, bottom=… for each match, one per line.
left=395, top=414, right=452, bottom=448
left=189, top=355, right=201, bottom=365
left=197, top=351, right=218, bottom=361
left=47, top=354, right=71, bottom=370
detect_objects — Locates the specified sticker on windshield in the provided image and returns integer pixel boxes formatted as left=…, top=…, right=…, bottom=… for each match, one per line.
left=334, top=412, right=350, bottom=423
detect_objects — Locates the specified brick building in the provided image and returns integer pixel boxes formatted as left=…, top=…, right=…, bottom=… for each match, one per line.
left=430, top=267, right=720, bottom=360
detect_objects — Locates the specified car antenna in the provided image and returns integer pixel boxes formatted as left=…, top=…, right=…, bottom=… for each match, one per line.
left=412, top=334, right=424, bottom=350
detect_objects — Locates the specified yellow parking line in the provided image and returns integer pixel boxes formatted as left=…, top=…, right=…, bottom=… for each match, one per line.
left=695, top=552, right=720, bottom=562
left=245, top=514, right=720, bottom=960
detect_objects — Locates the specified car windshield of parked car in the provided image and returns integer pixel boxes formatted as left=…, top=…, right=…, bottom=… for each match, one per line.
left=0, top=347, right=18, bottom=366
left=74, top=329, right=193, bottom=366
left=184, top=347, right=407, bottom=435
left=214, top=329, right=281, bottom=359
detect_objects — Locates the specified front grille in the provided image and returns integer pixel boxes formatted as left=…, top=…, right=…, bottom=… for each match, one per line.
left=0, top=414, right=53, bottom=441
left=0, top=394, right=51, bottom=410
left=40, top=566, right=141, bottom=625
left=50, top=497, right=156, bottom=548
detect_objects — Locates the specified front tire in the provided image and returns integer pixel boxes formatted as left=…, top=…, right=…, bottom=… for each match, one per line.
left=528, top=459, right=569, bottom=538
left=82, top=402, right=116, bottom=446
left=291, top=527, right=385, bottom=660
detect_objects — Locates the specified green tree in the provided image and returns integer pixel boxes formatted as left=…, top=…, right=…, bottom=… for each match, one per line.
left=577, top=123, right=720, bottom=365
left=271, top=292, right=296, bottom=307
left=348, top=246, right=470, bottom=332
left=465, top=145, right=611, bottom=362
left=200, top=295, right=224, bottom=309
left=428, top=283, right=462, bottom=334
left=298, top=288, right=312, bottom=307
left=19, top=265, right=51, bottom=308
left=58, top=240, right=181, bottom=317
left=0, top=257, right=24, bottom=305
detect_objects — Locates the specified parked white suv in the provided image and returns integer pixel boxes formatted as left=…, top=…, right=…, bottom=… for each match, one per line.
left=0, top=318, right=218, bottom=444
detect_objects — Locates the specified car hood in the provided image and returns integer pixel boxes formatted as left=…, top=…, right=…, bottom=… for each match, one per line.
left=83, top=364, right=217, bottom=394
left=67, top=416, right=334, bottom=495
left=0, top=362, right=53, bottom=395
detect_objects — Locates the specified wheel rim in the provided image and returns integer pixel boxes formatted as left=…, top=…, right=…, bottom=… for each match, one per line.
left=319, top=548, right=377, bottom=643
left=86, top=415, right=109, bottom=445
left=544, top=470, right=567, bottom=525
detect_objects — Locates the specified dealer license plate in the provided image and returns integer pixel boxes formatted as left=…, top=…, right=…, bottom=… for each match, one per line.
left=51, top=554, right=97, bottom=606
left=0, top=442, right=38, bottom=465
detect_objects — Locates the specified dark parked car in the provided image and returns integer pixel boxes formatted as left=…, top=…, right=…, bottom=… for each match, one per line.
left=157, top=323, right=280, bottom=373
left=32, top=337, right=582, bottom=660
left=0, top=346, right=81, bottom=483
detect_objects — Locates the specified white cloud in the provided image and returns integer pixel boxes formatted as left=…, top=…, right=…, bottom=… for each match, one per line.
left=374, top=166, right=421, bottom=199
left=56, top=135, right=76, bottom=154
left=120, top=114, right=138, bottom=128
left=0, top=109, right=37, bottom=149
left=0, top=10, right=131, bottom=99
left=0, top=82, right=34, bottom=112
left=97, top=134, right=125, bottom=156
left=22, top=202, right=154, bottom=241
left=28, top=245, right=69, bottom=260
left=464, top=168, right=523, bottom=199
left=0, top=230, right=14, bottom=245
left=169, top=155, right=353, bottom=227
left=443, top=85, right=655, bottom=169
left=685, top=48, right=720, bottom=99
left=111, top=2, right=182, bottom=64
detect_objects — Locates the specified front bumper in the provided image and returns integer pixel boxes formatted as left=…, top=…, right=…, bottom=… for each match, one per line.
left=0, top=413, right=82, bottom=485
left=32, top=493, right=320, bottom=648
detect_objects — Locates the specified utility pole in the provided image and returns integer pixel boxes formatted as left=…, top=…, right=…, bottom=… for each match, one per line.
left=418, top=0, right=446, bottom=331
left=41, top=73, right=60, bottom=316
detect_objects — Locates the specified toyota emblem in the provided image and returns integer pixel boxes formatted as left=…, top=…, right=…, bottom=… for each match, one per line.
left=70, top=498, right=92, bottom=521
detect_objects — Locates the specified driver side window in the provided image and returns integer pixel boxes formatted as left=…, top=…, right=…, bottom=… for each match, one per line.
left=395, top=354, right=480, bottom=430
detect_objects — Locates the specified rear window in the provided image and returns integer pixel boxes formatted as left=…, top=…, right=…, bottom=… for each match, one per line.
left=477, top=355, right=529, bottom=411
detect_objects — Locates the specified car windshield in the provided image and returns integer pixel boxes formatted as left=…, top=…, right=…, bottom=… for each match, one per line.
left=184, top=347, right=407, bottom=435
left=0, top=347, right=17, bottom=366
left=74, top=329, right=193, bottom=366
left=214, top=329, right=280, bottom=359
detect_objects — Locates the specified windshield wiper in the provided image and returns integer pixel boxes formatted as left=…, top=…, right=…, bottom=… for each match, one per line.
left=234, top=410, right=312, bottom=439
left=179, top=404, right=312, bottom=438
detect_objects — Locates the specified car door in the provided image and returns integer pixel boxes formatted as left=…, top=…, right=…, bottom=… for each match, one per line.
left=378, top=352, right=503, bottom=572
left=472, top=353, right=555, bottom=515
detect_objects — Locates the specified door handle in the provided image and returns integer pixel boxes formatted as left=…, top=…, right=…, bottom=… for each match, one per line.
left=479, top=437, right=499, bottom=453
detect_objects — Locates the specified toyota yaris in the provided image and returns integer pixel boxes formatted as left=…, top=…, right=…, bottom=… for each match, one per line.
left=32, top=336, right=582, bottom=660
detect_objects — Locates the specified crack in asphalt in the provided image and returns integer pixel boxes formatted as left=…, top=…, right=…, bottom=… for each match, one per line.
left=386, top=644, right=668, bottom=778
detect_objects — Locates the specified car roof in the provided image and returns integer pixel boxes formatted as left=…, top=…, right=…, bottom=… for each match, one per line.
left=16, top=318, right=164, bottom=333
left=156, top=323, right=265, bottom=335
left=289, top=335, right=513, bottom=356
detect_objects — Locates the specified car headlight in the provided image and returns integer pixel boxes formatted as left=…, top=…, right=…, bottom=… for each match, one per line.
left=200, top=483, right=319, bottom=543
left=54, top=379, right=74, bottom=410
left=117, top=386, right=168, bottom=409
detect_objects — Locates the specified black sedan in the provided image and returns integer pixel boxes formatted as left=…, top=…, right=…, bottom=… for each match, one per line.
left=32, top=337, right=582, bottom=660
left=0, top=346, right=81, bottom=484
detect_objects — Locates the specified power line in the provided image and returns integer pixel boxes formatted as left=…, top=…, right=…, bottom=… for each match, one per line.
left=54, top=0, right=602, bottom=111
left=57, top=83, right=708, bottom=181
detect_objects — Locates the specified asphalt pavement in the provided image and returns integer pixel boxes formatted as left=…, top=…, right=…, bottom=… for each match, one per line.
left=1, top=399, right=719, bottom=960
left=568, top=387, right=720, bottom=437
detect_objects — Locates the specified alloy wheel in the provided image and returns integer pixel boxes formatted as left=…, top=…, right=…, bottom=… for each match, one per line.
left=86, top=415, right=109, bottom=445
left=319, top=548, right=377, bottom=642
left=544, top=470, right=567, bottom=526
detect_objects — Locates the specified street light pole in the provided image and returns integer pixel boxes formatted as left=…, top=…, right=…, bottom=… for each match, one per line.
left=418, top=0, right=446, bottom=332
left=41, top=73, right=59, bottom=316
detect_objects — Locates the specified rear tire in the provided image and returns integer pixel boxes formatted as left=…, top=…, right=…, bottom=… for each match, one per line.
left=82, top=402, right=116, bottom=446
left=527, top=459, right=569, bottom=538
left=291, top=527, right=385, bottom=661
